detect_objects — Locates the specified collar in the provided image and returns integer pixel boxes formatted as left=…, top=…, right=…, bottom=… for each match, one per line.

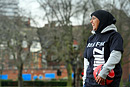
left=91, top=24, right=117, bottom=34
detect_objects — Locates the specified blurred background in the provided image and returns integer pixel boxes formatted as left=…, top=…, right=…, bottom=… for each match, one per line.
left=0, top=0, right=130, bottom=87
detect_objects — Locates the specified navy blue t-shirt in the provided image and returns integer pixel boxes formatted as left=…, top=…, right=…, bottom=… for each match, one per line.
left=84, top=30, right=123, bottom=86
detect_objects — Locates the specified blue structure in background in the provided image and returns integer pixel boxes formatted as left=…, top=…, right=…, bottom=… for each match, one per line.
left=22, top=74, right=31, bottom=81
left=0, top=75, right=8, bottom=80
left=72, top=73, right=74, bottom=78
left=45, top=73, right=55, bottom=79
left=39, top=75, right=43, bottom=80
left=33, top=75, right=38, bottom=80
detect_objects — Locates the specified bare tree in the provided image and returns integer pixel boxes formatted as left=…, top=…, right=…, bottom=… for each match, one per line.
left=37, top=0, right=84, bottom=86
left=0, top=13, right=35, bottom=87
left=0, top=0, right=40, bottom=86
left=37, top=0, right=94, bottom=87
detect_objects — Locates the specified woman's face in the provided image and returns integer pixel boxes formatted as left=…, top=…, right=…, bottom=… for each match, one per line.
left=90, top=16, right=100, bottom=31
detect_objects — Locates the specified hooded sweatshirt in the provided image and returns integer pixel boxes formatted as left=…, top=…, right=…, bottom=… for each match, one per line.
left=83, top=10, right=123, bottom=86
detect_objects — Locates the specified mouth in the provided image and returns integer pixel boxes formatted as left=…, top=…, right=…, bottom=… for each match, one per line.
left=92, top=23, right=94, bottom=26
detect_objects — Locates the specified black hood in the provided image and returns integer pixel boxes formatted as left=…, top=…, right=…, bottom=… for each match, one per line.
left=91, top=10, right=116, bottom=34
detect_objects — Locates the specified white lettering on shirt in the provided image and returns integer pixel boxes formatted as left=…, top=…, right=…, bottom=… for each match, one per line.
left=93, top=47, right=105, bottom=70
left=87, top=42, right=105, bottom=47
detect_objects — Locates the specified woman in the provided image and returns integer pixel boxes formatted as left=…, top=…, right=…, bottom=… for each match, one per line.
left=83, top=10, right=123, bottom=87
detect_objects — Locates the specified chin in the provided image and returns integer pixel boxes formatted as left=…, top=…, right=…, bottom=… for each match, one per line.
left=93, top=28, right=97, bottom=31
left=93, top=29, right=96, bottom=31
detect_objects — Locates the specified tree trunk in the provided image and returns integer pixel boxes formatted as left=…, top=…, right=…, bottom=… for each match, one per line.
left=0, top=70, right=2, bottom=87
left=18, top=63, right=23, bottom=87
left=66, top=62, right=72, bottom=87
left=0, top=72, right=1, bottom=87
left=75, top=66, right=82, bottom=87
left=120, top=58, right=124, bottom=86
left=0, top=80, right=1, bottom=87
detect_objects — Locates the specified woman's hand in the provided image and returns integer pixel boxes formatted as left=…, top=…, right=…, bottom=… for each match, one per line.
left=96, top=75, right=105, bottom=85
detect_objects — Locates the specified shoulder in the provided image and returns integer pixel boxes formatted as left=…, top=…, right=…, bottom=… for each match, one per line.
left=109, top=31, right=123, bottom=44
left=104, top=30, right=123, bottom=39
left=111, top=32, right=123, bottom=39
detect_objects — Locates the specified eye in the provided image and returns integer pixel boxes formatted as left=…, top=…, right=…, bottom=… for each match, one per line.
left=91, top=17, right=96, bottom=20
left=92, top=17, right=96, bottom=20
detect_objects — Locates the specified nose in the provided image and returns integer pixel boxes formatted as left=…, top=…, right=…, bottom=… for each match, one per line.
left=90, top=19, right=92, bottom=24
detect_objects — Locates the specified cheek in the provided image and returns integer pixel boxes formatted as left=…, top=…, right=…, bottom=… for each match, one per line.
left=96, top=21, right=100, bottom=28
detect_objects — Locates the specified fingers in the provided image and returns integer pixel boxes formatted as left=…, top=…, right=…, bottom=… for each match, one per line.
left=96, top=76, right=100, bottom=84
left=96, top=76, right=105, bottom=85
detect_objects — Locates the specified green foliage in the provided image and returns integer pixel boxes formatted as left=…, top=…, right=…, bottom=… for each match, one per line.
left=125, top=82, right=130, bottom=87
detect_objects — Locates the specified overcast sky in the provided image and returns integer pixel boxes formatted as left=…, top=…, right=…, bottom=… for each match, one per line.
left=18, top=0, right=86, bottom=27
left=19, top=0, right=130, bottom=27
left=19, top=0, right=47, bottom=27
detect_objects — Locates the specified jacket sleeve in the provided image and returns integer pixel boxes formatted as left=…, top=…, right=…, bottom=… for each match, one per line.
left=82, top=58, right=89, bottom=85
left=99, top=50, right=122, bottom=79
